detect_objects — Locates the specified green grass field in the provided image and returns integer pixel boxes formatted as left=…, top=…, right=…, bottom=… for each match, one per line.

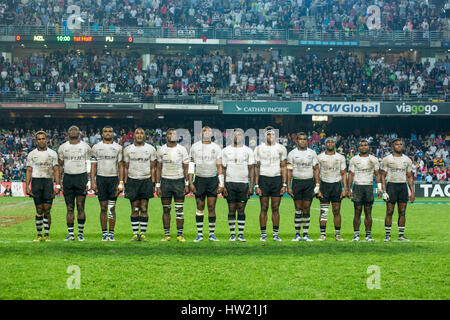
left=0, top=196, right=449, bottom=300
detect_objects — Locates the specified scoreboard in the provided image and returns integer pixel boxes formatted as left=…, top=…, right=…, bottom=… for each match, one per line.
left=15, top=35, right=134, bottom=43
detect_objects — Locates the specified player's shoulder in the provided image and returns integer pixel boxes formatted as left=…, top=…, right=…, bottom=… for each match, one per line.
left=144, top=142, right=156, bottom=151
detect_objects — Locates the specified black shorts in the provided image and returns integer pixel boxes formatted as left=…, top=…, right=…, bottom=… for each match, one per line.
left=31, top=178, right=54, bottom=205
left=125, top=178, right=154, bottom=202
left=386, top=182, right=409, bottom=204
left=194, top=176, right=218, bottom=200
left=292, top=178, right=314, bottom=201
left=352, top=184, right=374, bottom=206
left=96, top=176, right=119, bottom=202
left=161, top=178, right=185, bottom=200
left=320, top=181, right=342, bottom=203
left=259, top=175, right=283, bottom=197
left=224, top=182, right=249, bottom=204
left=63, top=173, right=88, bottom=205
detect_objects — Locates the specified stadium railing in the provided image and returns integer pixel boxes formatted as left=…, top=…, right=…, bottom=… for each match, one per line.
left=0, top=25, right=446, bottom=43
left=0, top=92, right=448, bottom=104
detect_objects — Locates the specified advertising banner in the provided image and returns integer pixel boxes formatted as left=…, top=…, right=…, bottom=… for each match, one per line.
left=302, top=101, right=380, bottom=115
left=222, top=101, right=301, bottom=114
left=381, top=102, right=450, bottom=116
left=414, top=182, right=450, bottom=198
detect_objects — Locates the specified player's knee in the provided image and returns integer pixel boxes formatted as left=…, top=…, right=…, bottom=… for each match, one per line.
left=206, top=204, right=215, bottom=214
left=398, top=210, right=406, bottom=217
left=319, top=205, right=329, bottom=222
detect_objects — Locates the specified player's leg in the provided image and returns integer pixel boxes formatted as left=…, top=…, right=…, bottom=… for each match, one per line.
left=75, top=195, right=87, bottom=241
left=107, top=198, right=117, bottom=241
left=206, top=196, right=218, bottom=241
left=64, top=193, right=76, bottom=241
left=227, top=202, right=237, bottom=241
left=363, top=204, right=374, bottom=241
left=301, top=200, right=312, bottom=241
left=130, top=199, right=141, bottom=241
left=259, top=196, right=269, bottom=241
left=332, top=202, right=343, bottom=241
left=319, top=201, right=330, bottom=240
left=33, top=203, right=44, bottom=241
left=175, top=197, right=185, bottom=241
left=194, top=197, right=206, bottom=242
left=236, top=201, right=247, bottom=242
left=352, top=203, right=363, bottom=241
left=397, top=202, right=409, bottom=241
left=384, top=202, right=395, bottom=242
left=99, top=200, right=109, bottom=241
left=293, top=200, right=303, bottom=241
left=271, top=196, right=282, bottom=241
left=42, top=203, right=52, bottom=240
left=161, top=198, right=172, bottom=241
left=138, top=199, right=149, bottom=241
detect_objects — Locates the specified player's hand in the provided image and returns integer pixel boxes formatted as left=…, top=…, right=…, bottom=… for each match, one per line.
left=255, top=187, right=261, bottom=196
left=184, top=186, right=190, bottom=195
left=248, top=186, right=254, bottom=196
left=340, top=190, right=347, bottom=199
left=222, top=187, right=228, bottom=197
left=189, top=183, right=197, bottom=194
left=26, top=185, right=33, bottom=197
left=377, top=190, right=382, bottom=198
left=317, top=190, right=323, bottom=199
left=409, top=193, right=415, bottom=203
left=86, top=180, right=92, bottom=192
left=382, top=191, right=390, bottom=202
left=116, top=181, right=124, bottom=196
left=287, top=187, right=294, bottom=197
left=156, top=187, right=162, bottom=198
left=280, top=186, right=286, bottom=195
left=217, top=186, right=224, bottom=195
left=91, top=182, right=98, bottom=193
left=347, top=190, right=353, bottom=199
left=53, top=186, right=61, bottom=197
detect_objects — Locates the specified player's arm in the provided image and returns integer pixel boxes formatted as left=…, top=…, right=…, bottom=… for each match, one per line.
left=90, top=161, right=98, bottom=192
left=286, top=161, right=294, bottom=197
left=58, top=159, right=64, bottom=191
left=25, top=166, right=33, bottom=196
left=280, top=159, right=287, bottom=195
left=374, top=169, right=382, bottom=198
left=248, top=164, right=255, bottom=195
left=183, top=161, right=189, bottom=194
left=340, top=169, right=348, bottom=198
left=155, top=161, right=162, bottom=197
left=347, top=170, right=354, bottom=198
left=217, top=158, right=224, bottom=194
left=407, top=171, right=415, bottom=203
left=188, top=157, right=196, bottom=193
left=380, top=168, right=389, bottom=201
left=313, top=164, right=321, bottom=197
left=123, top=161, right=129, bottom=183
left=221, top=165, right=228, bottom=197
left=53, top=164, right=61, bottom=196
left=254, top=160, right=261, bottom=195
left=117, top=161, right=124, bottom=194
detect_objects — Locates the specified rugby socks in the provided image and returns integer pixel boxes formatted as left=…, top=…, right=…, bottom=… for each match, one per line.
left=43, top=217, right=50, bottom=236
left=294, top=210, right=302, bottom=235
left=35, top=215, right=43, bottom=237
left=164, top=227, right=170, bottom=237
left=260, top=226, right=267, bottom=237
left=131, top=216, right=139, bottom=235
left=67, top=223, right=74, bottom=237
left=196, top=211, right=204, bottom=236
left=208, top=216, right=216, bottom=235
left=334, top=226, right=341, bottom=237
left=175, top=202, right=184, bottom=237
left=398, top=226, right=405, bottom=237
left=237, top=214, right=245, bottom=236
left=385, top=225, right=392, bottom=237
left=273, top=225, right=279, bottom=237
left=140, top=216, right=148, bottom=235
left=102, top=228, right=108, bottom=237
left=302, top=213, right=310, bottom=237
left=177, top=227, right=183, bottom=237
left=77, top=219, right=85, bottom=236
left=365, top=230, right=371, bottom=238
left=354, top=230, right=360, bottom=237
left=228, top=213, right=236, bottom=235
left=320, top=225, right=326, bottom=237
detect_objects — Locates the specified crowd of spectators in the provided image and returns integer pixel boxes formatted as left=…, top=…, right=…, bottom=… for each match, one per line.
left=0, top=0, right=445, bottom=34
left=1, top=126, right=449, bottom=183
left=2, top=50, right=450, bottom=100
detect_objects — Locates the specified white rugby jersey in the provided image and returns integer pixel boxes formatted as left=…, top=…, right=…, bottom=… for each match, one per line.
left=222, top=145, right=255, bottom=183
left=91, top=141, right=123, bottom=177
left=57, top=141, right=91, bottom=174
left=380, top=154, right=412, bottom=183
left=287, top=148, right=318, bottom=180
left=123, top=143, right=157, bottom=180
left=254, top=143, right=287, bottom=177
left=157, top=144, right=189, bottom=179
left=189, top=141, right=222, bottom=178
left=348, top=154, right=379, bottom=186
left=26, top=148, right=58, bottom=178
left=317, top=152, right=347, bottom=183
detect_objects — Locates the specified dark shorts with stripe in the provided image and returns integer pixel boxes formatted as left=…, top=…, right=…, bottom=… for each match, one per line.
left=291, top=178, right=315, bottom=201
left=224, top=182, right=249, bottom=204
left=125, top=178, right=154, bottom=202
left=320, top=181, right=343, bottom=203
left=259, top=175, right=283, bottom=197
left=96, top=176, right=119, bottom=202
left=352, top=184, right=374, bottom=206
left=161, top=178, right=185, bottom=201
left=31, top=178, right=54, bottom=206
left=63, top=173, right=88, bottom=205
left=194, top=176, right=219, bottom=200
left=386, top=182, right=409, bottom=204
